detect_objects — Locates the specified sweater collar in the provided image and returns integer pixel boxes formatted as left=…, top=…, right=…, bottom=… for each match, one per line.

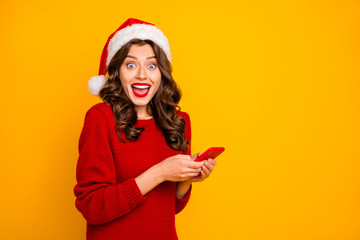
left=134, top=117, right=158, bottom=132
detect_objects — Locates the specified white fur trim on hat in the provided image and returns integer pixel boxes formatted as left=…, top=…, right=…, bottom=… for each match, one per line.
left=88, top=75, right=108, bottom=96
left=107, top=24, right=171, bottom=66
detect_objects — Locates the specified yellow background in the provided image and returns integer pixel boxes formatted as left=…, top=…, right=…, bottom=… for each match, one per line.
left=1, top=0, right=359, bottom=239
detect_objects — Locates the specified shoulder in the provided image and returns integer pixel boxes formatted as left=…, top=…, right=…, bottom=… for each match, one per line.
left=177, top=111, right=191, bottom=129
left=177, top=110, right=191, bottom=141
left=90, top=102, right=112, bottom=113
left=83, top=103, right=114, bottom=127
left=86, top=102, right=113, bottom=117
left=177, top=111, right=191, bottom=122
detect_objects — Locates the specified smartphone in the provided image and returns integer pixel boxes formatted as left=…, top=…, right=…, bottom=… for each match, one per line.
left=195, top=147, right=225, bottom=162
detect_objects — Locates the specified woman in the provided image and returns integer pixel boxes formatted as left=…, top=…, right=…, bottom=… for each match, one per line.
left=74, top=18, right=217, bottom=240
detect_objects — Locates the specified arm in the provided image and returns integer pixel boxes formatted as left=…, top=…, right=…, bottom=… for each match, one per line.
left=175, top=151, right=202, bottom=199
left=74, top=108, right=203, bottom=224
left=134, top=163, right=163, bottom=195
left=74, top=108, right=146, bottom=225
left=135, top=154, right=204, bottom=195
left=174, top=112, right=219, bottom=213
left=175, top=112, right=193, bottom=213
left=176, top=180, right=192, bottom=199
left=137, top=112, right=202, bottom=199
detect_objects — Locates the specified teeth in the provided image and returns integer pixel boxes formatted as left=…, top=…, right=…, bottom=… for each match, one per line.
left=132, top=85, right=150, bottom=89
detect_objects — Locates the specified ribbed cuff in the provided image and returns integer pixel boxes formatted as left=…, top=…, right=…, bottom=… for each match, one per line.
left=121, top=178, right=146, bottom=208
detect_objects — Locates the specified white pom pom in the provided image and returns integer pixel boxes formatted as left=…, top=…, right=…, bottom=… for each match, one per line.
left=88, top=75, right=108, bottom=96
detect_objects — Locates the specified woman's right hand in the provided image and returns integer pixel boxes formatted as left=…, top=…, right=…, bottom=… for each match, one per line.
left=157, top=154, right=205, bottom=182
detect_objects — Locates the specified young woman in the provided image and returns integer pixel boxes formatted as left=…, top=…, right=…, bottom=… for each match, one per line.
left=74, top=18, right=217, bottom=240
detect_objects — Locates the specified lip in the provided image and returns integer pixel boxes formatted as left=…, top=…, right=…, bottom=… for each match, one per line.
left=131, top=83, right=151, bottom=98
left=132, top=83, right=151, bottom=86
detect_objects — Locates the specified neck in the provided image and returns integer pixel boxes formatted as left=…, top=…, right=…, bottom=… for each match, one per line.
left=135, top=105, right=152, bottom=119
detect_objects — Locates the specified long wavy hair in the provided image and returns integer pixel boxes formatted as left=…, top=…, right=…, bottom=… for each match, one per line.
left=99, top=38, right=189, bottom=153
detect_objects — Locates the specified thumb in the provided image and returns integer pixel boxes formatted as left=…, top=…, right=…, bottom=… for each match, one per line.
left=192, top=152, right=203, bottom=161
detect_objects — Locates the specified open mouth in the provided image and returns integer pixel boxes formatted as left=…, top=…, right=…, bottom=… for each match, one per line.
left=131, top=83, right=151, bottom=98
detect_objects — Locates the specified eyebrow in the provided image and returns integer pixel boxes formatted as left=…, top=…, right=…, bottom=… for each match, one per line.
left=126, top=55, right=156, bottom=59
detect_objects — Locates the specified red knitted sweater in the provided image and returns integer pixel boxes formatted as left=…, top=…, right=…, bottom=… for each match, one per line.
left=74, top=103, right=192, bottom=240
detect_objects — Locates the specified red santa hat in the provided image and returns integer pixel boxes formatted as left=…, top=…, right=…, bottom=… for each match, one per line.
left=88, top=18, right=171, bottom=96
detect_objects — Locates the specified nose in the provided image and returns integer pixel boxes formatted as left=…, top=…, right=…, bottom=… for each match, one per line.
left=136, top=65, right=147, bottom=80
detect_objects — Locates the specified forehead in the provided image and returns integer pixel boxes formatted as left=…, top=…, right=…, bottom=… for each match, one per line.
left=127, top=44, right=155, bottom=57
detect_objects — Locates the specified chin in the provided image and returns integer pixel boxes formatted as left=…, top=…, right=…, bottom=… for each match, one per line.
left=129, top=93, right=153, bottom=107
left=132, top=99, right=150, bottom=107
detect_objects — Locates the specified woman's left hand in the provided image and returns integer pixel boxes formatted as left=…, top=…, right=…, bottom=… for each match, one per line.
left=189, top=152, right=217, bottom=182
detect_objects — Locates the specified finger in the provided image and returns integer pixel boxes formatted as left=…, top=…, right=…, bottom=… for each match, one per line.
left=202, top=165, right=211, bottom=177
left=191, top=152, right=200, bottom=161
left=204, top=161, right=215, bottom=171
left=192, top=152, right=203, bottom=161
left=176, top=154, right=192, bottom=161
left=181, top=172, right=200, bottom=182
left=191, top=170, right=203, bottom=179
left=190, top=174, right=200, bottom=182
left=189, top=171, right=201, bottom=178
left=185, top=167, right=202, bottom=174
left=186, top=161, right=205, bottom=169
left=207, top=158, right=217, bottom=166
left=200, top=169, right=207, bottom=179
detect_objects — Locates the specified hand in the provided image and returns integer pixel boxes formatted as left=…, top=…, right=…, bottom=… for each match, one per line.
left=157, top=154, right=205, bottom=182
left=189, top=153, right=217, bottom=182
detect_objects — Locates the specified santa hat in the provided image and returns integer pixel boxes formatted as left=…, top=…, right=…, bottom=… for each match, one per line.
left=88, top=18, right=171, bottom=96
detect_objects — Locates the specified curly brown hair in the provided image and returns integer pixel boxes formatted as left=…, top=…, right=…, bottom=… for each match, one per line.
left=99, top=38, right=189, bottom=152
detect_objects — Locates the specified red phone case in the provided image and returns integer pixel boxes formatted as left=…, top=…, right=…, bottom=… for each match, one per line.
left=195, top=147, right=225, bottom=162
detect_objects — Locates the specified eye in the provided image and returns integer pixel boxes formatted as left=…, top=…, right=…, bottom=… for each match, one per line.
left=126, top=63, right=136, bottom=69
left=148, top=63, right=156, bottom=69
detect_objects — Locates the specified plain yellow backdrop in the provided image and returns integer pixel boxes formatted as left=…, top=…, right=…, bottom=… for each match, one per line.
left=1, top=0, right=359, bottom=239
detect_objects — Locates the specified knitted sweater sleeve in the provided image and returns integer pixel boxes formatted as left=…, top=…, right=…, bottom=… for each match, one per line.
left=74, top=107, right=146, bottom=225
left=175, top=111, right=192, bottom=214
